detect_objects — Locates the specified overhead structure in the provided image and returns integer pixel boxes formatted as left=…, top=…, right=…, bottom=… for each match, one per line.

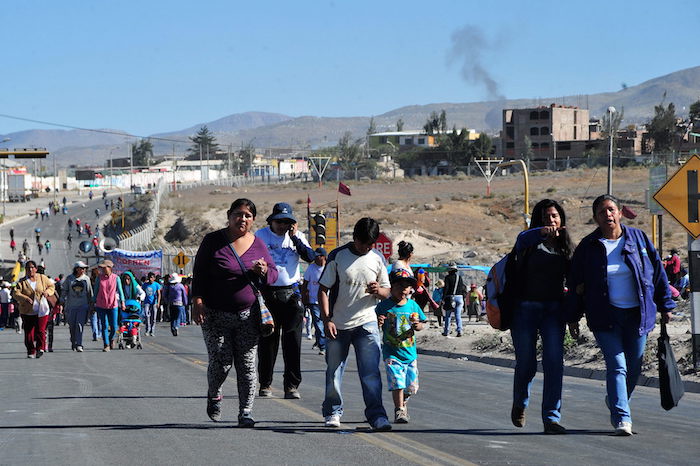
left=308, top=156, right=332, bottom=188
left=474, top=158, right=504, bottom=196
left=0, top=148, right=50, bottom=159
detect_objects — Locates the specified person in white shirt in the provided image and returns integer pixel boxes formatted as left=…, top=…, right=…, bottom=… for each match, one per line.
left=318, top=217, right=392, bottom=432
left=255, top=202, right=316, bottom=399
left=0, top=281, right=12, bottom=329
left=302, top=247, right=327, bottom=355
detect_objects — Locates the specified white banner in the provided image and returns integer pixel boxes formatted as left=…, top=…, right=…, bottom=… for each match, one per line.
left=106, top=248, right=163, bottom=278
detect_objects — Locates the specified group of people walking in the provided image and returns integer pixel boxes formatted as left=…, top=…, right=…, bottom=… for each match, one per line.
left=3, top=257, right=195, bottom=355
left=189, top=194, right=675, bottom=437
left=507, top=195, right=674, bottom=436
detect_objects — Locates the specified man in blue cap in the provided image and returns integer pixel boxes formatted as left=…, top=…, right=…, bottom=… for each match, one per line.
left=255, top=202, right=316, bottom=399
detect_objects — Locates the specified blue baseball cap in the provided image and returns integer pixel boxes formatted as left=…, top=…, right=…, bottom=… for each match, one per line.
left=266, top=202, right=296, bottom=223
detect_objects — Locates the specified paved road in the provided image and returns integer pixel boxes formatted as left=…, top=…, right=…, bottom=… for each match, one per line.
left=0, top=193, right=125, bottom=277
left=0, top=323, right=697, bottom=465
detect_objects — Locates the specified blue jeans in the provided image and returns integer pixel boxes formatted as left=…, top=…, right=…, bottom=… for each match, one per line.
left=510, top=300, right=565, bottom=423
left=593, top=306, right=646, bottom=425
left=66, top=306, right=89, bottom=347
left=95, top=307, right=118, bottom=346
left=169, top=305, right=184, bottom=332
left=90, top=311, right=102, bottom=339
left=308, top=304, right=326, bottom=351
left=443, top=295, right=464, bottom=334
left=143, top=302, right=157, bottom=334
left=322, top=320, right=388, bottom=424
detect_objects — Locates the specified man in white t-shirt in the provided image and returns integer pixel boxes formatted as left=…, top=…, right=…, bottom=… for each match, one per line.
left=302, top=247, right=327, bottom=355
left=255, top=202, right=316, bottom=400
left=318, top=217, right=392, bottom=431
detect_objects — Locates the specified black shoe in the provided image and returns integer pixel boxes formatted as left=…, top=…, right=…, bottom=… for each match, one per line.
left=543, top=422, right=567, bottom=435
left=284, top=389, right=301, bottom=400
left=456, top=332, right=462, bottom=337
left=171, top=328, right=178, bottom=336
left=207, top=397, right=222, bottom=422
left=511, top=404, right=526, bottom=428
left=238, top=412, right=255, bottom=428
left=36, top=350, right=44, bottom=359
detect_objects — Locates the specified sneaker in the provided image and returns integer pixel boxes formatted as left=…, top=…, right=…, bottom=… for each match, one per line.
left=103, top=346, right=111, bottom=352
left=371, top=417, right=392, bottom=432
left=207, top=396, right=222, bottom=422
left=172, top=328, right=178, bottom=336
left=36, top=350, right=44, bottom=359
left=614, top=421, right=632, bottom=436
left=441, top=332, right=448, bottom=336
left=76, top=346, right=84, bottom=352
left=394, top=407, right=409, bottom=424
left=27, top=354, right=36, bottom=359
left=48, top=348, right=53, bottom=353
left=543, top=421, right=567, bottom=434
left=324, top=414, right=341, bottom=428
left=318, top=349, right=326, bottom=356
left=306, top=334, right=313, bottom=340
left=511, top=404, right=526, bottom=428
left=258, top=387, right=272, bottom=397
left=284, top=389, right=301, bottom=400
left=237, top=412, right=255, bottom=428
left=456, top=332, right=462, bottom=337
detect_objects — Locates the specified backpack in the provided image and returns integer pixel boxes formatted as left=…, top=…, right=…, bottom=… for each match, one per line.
left=485, top=246, right=517, bottom=330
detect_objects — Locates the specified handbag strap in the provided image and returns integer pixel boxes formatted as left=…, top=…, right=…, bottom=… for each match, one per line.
left=227, top=240, right=261, bottom=296
left=661, top=320, right=669, bottom=339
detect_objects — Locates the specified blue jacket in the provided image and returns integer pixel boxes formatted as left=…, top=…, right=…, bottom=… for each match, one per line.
left=566, top=224, right=675, bottom=335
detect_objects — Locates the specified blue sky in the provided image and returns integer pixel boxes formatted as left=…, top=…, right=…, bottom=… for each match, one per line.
left=2, top=0, right=698, bottom=136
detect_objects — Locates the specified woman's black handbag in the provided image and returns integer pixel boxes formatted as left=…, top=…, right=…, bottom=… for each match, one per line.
left=658, top=321, right=684, bottom=410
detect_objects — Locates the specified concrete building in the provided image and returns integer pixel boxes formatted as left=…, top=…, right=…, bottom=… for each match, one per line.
left=368, top=129, right=479, bottom=151
left=502, top=104, right=590, bottom=159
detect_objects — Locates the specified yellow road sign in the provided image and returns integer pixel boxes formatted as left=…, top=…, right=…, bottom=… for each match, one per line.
left=173, top=251, right=190, bottom=268
left=654, top=155, right=700, bottom=238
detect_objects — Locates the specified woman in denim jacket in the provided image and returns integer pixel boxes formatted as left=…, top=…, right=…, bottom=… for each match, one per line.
left=568, top=194, right=675, bottom=436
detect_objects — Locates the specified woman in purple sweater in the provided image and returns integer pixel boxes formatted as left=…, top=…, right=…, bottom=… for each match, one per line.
left=192, top=198, right=278, bottom=428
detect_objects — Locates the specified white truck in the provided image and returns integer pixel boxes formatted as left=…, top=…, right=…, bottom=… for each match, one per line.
left=8, top=173, right=33, bottom=202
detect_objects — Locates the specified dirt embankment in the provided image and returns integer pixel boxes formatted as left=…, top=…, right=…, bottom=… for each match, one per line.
left=152, top=167, right=699, bottom=384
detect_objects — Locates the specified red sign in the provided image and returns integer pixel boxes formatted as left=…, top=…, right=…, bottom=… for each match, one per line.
left=373, top=233, right=393, bottom=260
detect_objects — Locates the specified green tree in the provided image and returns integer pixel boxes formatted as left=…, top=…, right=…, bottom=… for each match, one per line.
left=423, top=111, right=441, bottom=135
left=647, top=102, right=677, bottom=152
left=367, top=117, right=377, bottom=136
left=600, top=106, right=625, bottom=151
left=187, top=126, right=220, bottom=160
left=689, top=99, right=700, bottom=123
left=523, top=135, right=534, bottom=160
left=337, top=132, right=370, bottom=170
left=238, top=141, right=256, bottom=175
left=396, top=118, right=404, bottom=132
left=468, top=133, right=493, bottom=161
left=131, top=138, right=153, bottom=167
left=439, top=110, right=447, bottom=133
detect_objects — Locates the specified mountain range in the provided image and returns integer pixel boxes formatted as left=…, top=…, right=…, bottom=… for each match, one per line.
left=2, top=66, right=700, bottom=167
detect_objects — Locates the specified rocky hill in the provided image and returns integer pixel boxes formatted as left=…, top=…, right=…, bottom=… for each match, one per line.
left=3, top=66, right=700, bottom=167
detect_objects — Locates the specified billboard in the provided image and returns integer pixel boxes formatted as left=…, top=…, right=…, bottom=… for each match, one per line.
left=75, top=170, right=96, bottom=180
left=106, top=248, right=163, bottom=277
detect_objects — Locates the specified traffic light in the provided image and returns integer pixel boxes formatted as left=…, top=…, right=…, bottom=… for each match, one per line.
left=313, top=213, right=326, bottom=245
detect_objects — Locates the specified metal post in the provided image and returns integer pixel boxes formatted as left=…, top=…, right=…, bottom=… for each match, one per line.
left=129, top=143, right=133, bottom=191
left=688, top=235, right=700, bottom=369
left=607, top=106, right=616, bottom=194
left=199, top=144, right=203, bottom=181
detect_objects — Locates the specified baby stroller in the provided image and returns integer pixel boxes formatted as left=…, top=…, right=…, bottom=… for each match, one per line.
left=118, top=299, right=143, bottom=350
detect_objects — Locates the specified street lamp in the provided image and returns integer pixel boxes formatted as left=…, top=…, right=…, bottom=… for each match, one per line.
left=607, top=106, right=616, bottom=195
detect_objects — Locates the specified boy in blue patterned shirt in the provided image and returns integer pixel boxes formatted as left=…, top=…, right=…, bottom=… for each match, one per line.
left=375, top=269, right=427, bottom=424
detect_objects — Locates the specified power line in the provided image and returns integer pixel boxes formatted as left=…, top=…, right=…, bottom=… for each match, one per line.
left=0, top=112, right=190, bottom=144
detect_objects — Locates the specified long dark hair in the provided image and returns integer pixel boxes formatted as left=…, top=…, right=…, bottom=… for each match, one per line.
left=529, top=199, right=573, bottom=259
left=397, top=241, right=413, bottom=260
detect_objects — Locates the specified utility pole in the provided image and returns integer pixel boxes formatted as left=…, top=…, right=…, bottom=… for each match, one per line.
left=607, top=106, right=616, bottom=194
left=129, top=142, right=134, bottom=191
left=199, top=143, right=204, bottom=181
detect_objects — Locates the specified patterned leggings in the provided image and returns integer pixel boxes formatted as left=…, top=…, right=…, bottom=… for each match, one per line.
left=201, top=308, right=260, bottom=415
